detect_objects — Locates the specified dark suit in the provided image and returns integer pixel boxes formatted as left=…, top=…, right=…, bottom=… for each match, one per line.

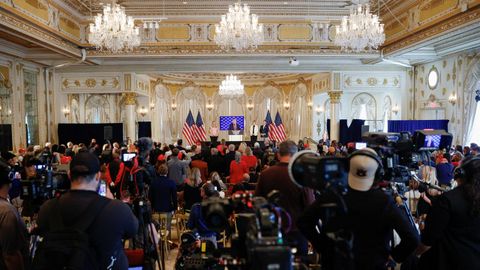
left=260, top=125, right=269, bottom=138
left=228, top=123, right=240, bottom=131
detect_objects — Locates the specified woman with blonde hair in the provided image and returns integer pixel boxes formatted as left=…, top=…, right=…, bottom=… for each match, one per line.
left=238, top=142, right=248, bottom=154
left=183, top=167, right=203, bottom=211
left=241, top=147, right=258, bottom=171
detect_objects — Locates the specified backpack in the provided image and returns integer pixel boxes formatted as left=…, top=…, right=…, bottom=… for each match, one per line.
left=33, top=197, right=110, bottom=270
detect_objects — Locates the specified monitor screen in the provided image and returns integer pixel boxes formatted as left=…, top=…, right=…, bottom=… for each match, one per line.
left=219, top=116, right=245, bottom=131
left=424, top=134, right=441, bottom=148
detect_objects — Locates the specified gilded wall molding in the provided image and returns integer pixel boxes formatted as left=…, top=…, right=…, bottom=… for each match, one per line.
left=0, top=9, right=81, bottom=57
left=327, top=91, right=343, bottom=103
left=383, top=5, right=480, bottom=55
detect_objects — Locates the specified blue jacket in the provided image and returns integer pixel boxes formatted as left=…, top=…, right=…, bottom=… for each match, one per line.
left=148, top=175, right=177, bottom=212
left=436, top=163, right=454, bottom=186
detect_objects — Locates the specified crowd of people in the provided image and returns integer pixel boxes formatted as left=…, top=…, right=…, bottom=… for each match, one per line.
left=0, top=136, right=479, bottom=269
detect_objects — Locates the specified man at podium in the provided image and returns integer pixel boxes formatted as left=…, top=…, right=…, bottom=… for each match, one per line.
left=228, top=118, right=240, bottom=131
left=228, top=117, right=243, bottom=136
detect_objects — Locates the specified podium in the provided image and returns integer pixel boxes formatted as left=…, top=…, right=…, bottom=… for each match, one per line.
left=229, top=135, right=243, bottom=141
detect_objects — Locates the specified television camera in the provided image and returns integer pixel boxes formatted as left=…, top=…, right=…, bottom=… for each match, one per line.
left=176, top=191, right=295, bottom=270
left=20, top=161, right=70, bottom=213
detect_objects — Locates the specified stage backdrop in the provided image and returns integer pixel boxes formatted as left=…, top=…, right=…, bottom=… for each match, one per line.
left=388, top=120, right=449, bottom=134
left=138, top=122, right=152, bottom=138
left=0, top=125, right=12, bottom=152
left=58, top=123, right=123, bottom=145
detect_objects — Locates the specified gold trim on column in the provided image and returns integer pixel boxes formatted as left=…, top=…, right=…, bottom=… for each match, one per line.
left=328, top=91, right=343, bottom=103
left=124, top=74, right=132, bottom=91
left=123, top=92, right=137, bottom=105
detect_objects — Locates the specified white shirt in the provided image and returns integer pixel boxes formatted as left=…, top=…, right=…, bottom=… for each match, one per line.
left=250, top=124, right=259, bottom=136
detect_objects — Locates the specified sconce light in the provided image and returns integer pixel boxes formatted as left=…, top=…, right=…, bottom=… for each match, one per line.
left=62, top=106, right=70, bottom=118
left=206, top=102, right=214, bottom=111
left=171, top=102, right=177, bottom=111
left=284, top=102, right=290, bottom=110
left=246, top=100, right=254, bottom=111
left=392, top=104, right=400, bottom=115
left=150, top=102, right=155, bottom=110
left=448, top=92, right=457, bottom=105
left=315, top=105, right=323, bottom=115
left=138, top=106, right=148, bottom=117
left=7, top=109, right=12, bottom=116
left=307, top=101, right=313, bottom=109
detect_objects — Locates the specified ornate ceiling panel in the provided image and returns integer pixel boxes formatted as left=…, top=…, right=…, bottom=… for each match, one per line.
left=156, top=72, right=306, bottom=84
left=64, top=0, right=373, bottom=20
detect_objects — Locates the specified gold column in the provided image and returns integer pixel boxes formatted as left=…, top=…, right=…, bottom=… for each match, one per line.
left=123, top=92, right=137, bottom=141
left=328, top=91, right=343, bottom=142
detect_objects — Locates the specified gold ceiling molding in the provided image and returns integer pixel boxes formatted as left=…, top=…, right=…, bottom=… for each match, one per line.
left=86, top=45, right=376, bottom=56
left=0, top=8, right=81, bottom=57
left=383, top=5, right=480, bottom=55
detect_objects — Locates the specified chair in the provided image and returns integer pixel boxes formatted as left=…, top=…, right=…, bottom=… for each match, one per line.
left=175, top=212, right=190, bottom=238
left=153, top=213, right=170, bottom=257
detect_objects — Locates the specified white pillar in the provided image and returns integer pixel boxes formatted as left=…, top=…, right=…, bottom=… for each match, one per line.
left=328, top=91, right=343, bottom=142
left=124, top=92, right=137, bottom=142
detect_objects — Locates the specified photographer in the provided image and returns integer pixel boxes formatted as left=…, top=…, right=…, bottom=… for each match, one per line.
left=129, top=137, right=155, bottom=197
left=416, top=156, right=480, bottom=269
left=34, top=152, right=139, bottom=270
left=298, top=148, right=419, bottom=269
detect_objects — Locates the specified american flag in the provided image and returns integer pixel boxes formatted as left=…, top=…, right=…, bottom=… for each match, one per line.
left=273, top=111, right=287, bottom=142
left=182, top=110, right=196, bottom=146
left=265, top=110, right=277, bottom=141
left=195, top=111, right=207, bottom=142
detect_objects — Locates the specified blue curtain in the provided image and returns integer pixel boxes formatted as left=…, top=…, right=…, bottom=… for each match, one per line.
left=388, top=120, right=449, bottom=134
left=326, top=119, right=365, bottom=144
left=138, top=121, right=152, bottom=138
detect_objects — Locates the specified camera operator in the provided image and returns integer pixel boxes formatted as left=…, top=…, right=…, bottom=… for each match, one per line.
left=186, top=182, right=220, bottom=245
left=34, top=152, right=139, bottom=270
left=255, top=140, right=315, bottom=258
left=0, top=169, right=29, bottom=270
left=130, top=137, right=155, bottom=197
left=416, top=156, right=480, bottom=269
left=298, top=148, right=419, bottom=270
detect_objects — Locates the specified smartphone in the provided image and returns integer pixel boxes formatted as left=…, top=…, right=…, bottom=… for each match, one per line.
left=122, top=152, right=136, bottom=162
left=98, top=180, right=107, bottom=197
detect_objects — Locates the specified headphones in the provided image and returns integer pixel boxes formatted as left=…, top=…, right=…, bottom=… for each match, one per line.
left=454, top=156, right=480, bottom=182
left=348, top=149, right=385, bottom=182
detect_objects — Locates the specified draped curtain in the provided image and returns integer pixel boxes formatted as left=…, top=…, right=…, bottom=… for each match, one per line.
left=290, top=83, right=308, bottom=142
left=253, top=85, right=282, bottom=123
left=153, top=84, right=173, bottom=143
left=464, top=60, right=480, bottom=144
left=177, top=86, right=205, bottom=141
left=388, top=120, right=449, bottom=134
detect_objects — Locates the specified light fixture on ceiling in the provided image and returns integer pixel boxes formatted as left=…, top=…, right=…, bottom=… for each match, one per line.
left=214, top=2, right=264, bottom=52
left=334, top=3, right=385, bottom=52
left=219, top=74, right=244, bottom=98
left=88, top=2, right=141, bottom=53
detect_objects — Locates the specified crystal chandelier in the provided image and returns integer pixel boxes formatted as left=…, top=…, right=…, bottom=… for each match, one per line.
left=88, top=3, right=141, bottom=53
left=214, top=2, right=264, bottom=52
left=219, top=74, right=244, bottom=97
left=334, top=4, right=385, bottom=52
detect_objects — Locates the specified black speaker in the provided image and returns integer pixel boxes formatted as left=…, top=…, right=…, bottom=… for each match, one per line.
left=103, top=126, right=113, bottom=141
left=361, top=125, right=370, bottom=136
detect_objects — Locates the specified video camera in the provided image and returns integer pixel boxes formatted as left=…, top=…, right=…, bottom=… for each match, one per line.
left=20, top=163, right=70, bottom=211
left=177, top=191, right=293, bottom=270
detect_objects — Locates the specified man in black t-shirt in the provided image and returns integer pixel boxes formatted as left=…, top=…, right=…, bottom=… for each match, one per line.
left=36, top=152, right=138, bottom=270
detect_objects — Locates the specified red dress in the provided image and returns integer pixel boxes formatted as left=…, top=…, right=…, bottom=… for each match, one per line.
left=229, top=160, right=248, bottom=185
left=241, top=155, right=257, bottom=171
